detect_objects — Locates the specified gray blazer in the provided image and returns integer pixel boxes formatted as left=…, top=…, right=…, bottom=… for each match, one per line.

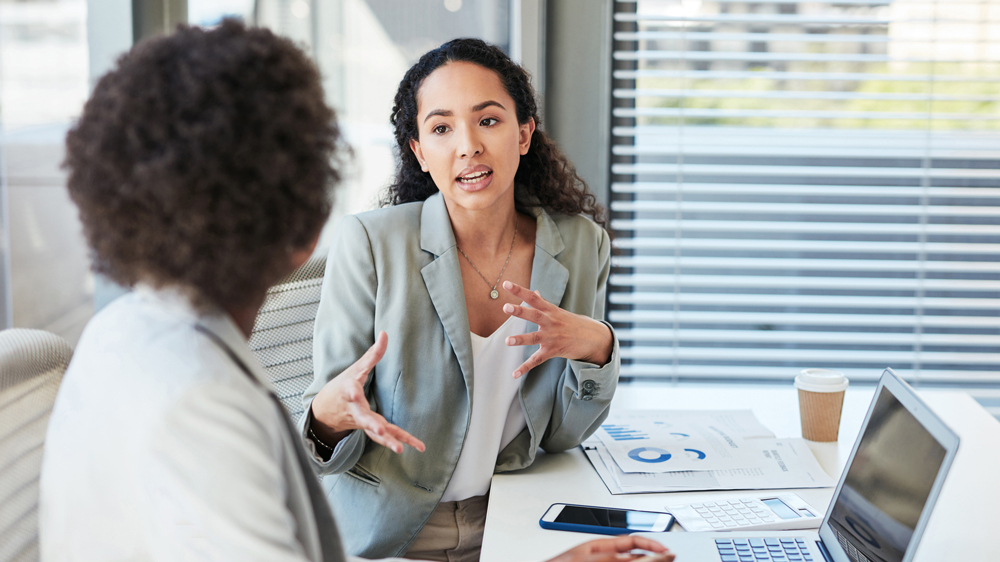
left=301, top=192, right=621, bottom=559
left=40, top=288, right=345, bottom=562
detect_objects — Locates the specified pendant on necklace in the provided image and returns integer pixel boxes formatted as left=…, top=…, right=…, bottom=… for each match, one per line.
left=490, top=289, right=499, bottom=299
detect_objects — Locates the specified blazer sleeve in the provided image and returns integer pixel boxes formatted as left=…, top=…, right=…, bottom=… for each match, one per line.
left=539, top=226, right=621, bottom=453
left=146, top=382, right=314, bottom=562
left=299, top=215, right=379, bottom=474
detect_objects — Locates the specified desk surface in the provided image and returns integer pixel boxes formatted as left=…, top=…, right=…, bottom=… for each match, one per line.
left=481, top=383, right=876, bottom=562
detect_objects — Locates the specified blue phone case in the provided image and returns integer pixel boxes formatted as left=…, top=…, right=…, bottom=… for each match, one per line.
left=538, top=503, right=674, bottom=535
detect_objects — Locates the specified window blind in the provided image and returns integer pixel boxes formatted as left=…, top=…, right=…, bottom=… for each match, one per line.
left=608, top=0, right=1000, bottom=385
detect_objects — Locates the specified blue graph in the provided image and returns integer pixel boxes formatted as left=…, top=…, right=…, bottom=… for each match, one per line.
left=601, top=423, right=649, bottom=441
left=628, top=447, right=672, bottom=463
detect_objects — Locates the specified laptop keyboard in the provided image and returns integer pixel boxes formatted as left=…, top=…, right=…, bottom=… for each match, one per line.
left=715, top=538, right=814, bottom=562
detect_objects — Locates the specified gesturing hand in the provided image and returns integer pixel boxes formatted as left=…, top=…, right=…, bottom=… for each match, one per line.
left=309, top=331, right=426, bottom=454
left=544, top=536, right=675, bottom=562
left=502, top=281, right=614, bottom=379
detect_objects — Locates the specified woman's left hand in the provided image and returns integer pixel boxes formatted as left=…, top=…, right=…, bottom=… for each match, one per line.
left=502, top=280, right=614, bottom=379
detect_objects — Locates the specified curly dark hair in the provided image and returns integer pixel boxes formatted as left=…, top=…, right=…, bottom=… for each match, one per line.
left=384, top=38, right=608, bottom=231
left=65, top=19, right=340, bottom=310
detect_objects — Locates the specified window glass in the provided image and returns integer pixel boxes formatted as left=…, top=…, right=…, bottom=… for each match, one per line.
left=0, top=0, right=93, bottom=343
left=609, top=0, right=1000, bottom=384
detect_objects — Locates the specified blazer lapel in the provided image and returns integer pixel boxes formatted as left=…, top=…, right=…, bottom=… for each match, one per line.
left=529, top=207, right=569, bottom=314
left=192, top=314, right=346, bottom=562
left=195, top=312, right=278, bottom=392
left=419, top=193, right=475, bottom=396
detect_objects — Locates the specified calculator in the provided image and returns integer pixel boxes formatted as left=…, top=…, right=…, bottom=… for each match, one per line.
left=665, top=493, right=824, bottom=532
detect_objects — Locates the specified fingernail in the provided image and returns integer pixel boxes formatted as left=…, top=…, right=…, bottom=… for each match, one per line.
left=503, top=281, right=513, bottom=290
left=505, top=337, right=513, bottom=345
left=503, top=304, right=513, bottom=313
left=513, top=370, right=521, bottom=378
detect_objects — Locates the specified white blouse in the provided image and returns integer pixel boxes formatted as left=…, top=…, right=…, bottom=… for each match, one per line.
left=440, top=315, right=529, bottom=502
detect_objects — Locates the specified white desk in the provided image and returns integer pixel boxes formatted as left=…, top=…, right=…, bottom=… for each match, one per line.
left=481, top=383, right=1000, bottom=562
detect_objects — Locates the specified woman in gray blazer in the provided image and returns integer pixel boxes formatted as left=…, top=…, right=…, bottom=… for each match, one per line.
left=303, top=39, right=623, bottom=560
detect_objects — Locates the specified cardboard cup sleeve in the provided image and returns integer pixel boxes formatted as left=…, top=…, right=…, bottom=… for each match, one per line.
left=797, top=389, right=845, bottom=442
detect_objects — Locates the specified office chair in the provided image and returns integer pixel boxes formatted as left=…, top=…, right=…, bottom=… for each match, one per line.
left=0, top=329, right=73, bottom=562
left=249, top=256, right=327, bottom=425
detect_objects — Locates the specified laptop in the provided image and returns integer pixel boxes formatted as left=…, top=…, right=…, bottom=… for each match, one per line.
left=638, top=368, right=959, bottom=562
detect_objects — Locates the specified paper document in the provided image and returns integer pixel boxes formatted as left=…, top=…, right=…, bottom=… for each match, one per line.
left=582, top=410, right=836, bottom=494
left=595, top=410, right=775, bottom=473
left=598, top=410, right=775, bottom=440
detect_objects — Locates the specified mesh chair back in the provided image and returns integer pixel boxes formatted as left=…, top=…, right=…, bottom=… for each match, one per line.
left=249, top=257, right=326, bottom=424
left=0, top=329, right=72, bottom=562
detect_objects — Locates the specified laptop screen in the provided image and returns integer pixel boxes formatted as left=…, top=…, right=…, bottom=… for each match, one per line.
left=826, top=386, right=947, bottom=562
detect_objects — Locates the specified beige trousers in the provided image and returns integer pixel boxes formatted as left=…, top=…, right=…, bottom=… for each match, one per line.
left=404, top=495, right=489, bottom=562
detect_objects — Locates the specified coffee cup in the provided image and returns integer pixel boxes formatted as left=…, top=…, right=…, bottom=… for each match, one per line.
left=794, top=368, right=849, bottom=442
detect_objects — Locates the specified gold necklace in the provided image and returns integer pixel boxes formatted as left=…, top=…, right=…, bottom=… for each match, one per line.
left=457, top=218, right=518, bottom=300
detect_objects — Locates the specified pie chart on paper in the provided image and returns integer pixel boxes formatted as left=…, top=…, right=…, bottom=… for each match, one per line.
left=627, top=447, right=672, bottom=463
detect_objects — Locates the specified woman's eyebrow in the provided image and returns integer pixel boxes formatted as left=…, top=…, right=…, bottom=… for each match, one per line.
left=472, top=100, right=505, bottom=112
left=423, top=109, right=453, bottom=123
left=422, top=100, right=506, bottom=123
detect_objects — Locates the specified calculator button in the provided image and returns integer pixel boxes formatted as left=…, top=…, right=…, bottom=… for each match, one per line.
left=748, top=518, right=762, bottom=524
left=733, top=540, right=749, bottom=546
left=720, top=556, right=738, bottom=562
left=692, top=503, right=704, bottom=508
left=740, top=557, right=754, bottom=562
left=711, top=522, right=725, bottom=529
left=704, top=502, right=717, bottom=507
left=716, top=540, right=733, bottom=545
left=795, top=539, right=806, bottom=545
left=761, top=516, right=775, bottom=521
left=724, top=521, right=738, bottom=527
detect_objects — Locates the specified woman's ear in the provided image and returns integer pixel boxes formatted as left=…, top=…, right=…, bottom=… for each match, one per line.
left=518, top=117, right=536, bottom=156
left=409, top=139, right=429, bottom=172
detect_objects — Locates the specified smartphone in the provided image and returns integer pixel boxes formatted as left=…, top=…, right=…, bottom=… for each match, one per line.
left=539, top=503, right=675, bottom=535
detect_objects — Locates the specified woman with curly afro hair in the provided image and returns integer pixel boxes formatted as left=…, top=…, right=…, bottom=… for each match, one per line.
left=302, top=38, right=624, bottom=561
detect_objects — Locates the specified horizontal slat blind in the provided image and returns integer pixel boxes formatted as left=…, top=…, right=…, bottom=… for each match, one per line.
left=609, top=0, right=1000, bottom=385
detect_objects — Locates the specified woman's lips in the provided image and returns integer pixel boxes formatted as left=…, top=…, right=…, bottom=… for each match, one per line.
left=455, top=168, right=494, bottom=191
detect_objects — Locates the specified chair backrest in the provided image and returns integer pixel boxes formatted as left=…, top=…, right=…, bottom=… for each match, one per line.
left=249, top=257, right=327, bottom=425
left=0, top=329, right=72, bottom=562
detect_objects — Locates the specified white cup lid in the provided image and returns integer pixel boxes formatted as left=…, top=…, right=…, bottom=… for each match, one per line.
left=794, top=368, right=849, bottom=393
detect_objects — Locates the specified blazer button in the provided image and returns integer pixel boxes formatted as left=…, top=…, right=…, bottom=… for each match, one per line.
left=581, top=394, right=594, bottom=401
left=582, top=380, right=597, bottom=393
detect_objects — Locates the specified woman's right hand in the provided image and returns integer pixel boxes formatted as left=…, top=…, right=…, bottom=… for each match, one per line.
left=309, top=331, right=426, bottom=454
left=545, top=536, right=675, bottom=562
